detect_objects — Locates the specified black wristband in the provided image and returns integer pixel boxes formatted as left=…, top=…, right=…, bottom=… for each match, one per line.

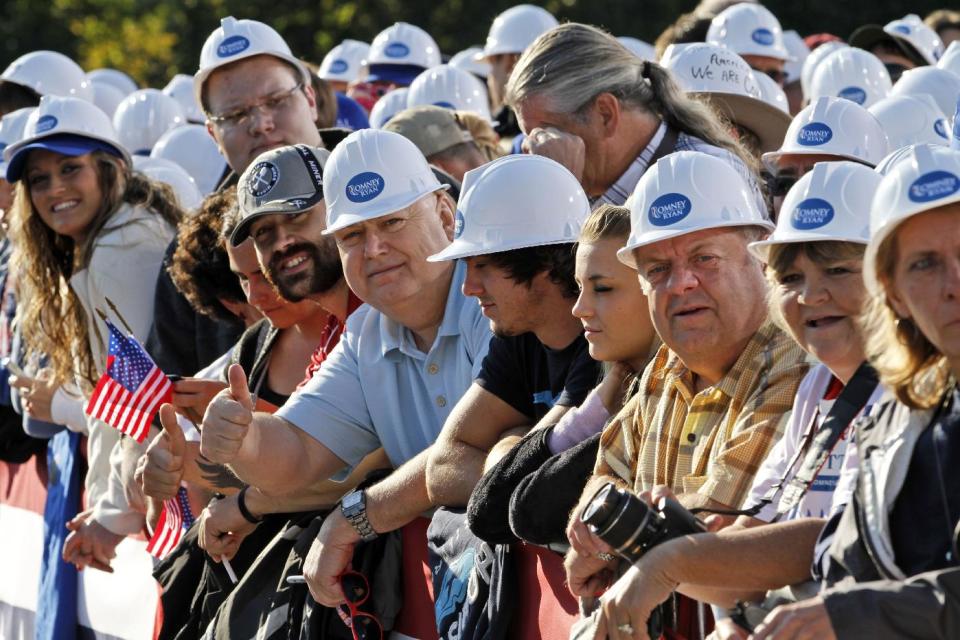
left=237, top=486, right=263, bottom=524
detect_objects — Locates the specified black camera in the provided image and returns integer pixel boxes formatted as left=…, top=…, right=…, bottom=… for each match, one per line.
left=580, top=482, right=706, bottom=563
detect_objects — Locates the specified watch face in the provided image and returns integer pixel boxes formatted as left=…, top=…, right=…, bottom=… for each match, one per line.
left=342, top=491, right=362, bottom=510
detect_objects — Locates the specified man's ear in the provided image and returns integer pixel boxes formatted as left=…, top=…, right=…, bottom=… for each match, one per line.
left=302, top=83, right=319, bottom=122
left=437, top=191, right=456, bottom=241
left=593, top=92, right=621, bottom=138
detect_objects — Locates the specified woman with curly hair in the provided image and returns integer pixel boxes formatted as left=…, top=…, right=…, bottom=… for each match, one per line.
left=5, top=95, right=183, bottom=572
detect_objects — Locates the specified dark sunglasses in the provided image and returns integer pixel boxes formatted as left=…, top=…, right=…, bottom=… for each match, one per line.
left=765, top=172, right=799, bottom=198
left=757, top=67, right=787, bottom=85
left=337, top=571, right=383, bottom=640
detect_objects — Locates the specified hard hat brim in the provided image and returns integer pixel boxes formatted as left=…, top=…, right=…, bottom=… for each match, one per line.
left=324, top=184, right=448, bottom=236
left=617, top=219, right=775, bottom=269
left=427, top=236, right=575, bottom=263
left=693, top=92, right=792, bottom=153
left=747, top=234, right=868, bottom=263
left=761, top=149, right=875, bottom=173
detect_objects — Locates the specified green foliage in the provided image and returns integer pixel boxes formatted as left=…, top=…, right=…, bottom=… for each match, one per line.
left=0, top=0, right=955, bottom=88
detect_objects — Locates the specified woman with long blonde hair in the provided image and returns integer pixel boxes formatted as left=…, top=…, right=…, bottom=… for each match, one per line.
left=5, top=95, right=182, bottom=571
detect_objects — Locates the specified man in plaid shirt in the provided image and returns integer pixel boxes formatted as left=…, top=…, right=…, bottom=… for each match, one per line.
left=564, top=151, right=809, bottom=614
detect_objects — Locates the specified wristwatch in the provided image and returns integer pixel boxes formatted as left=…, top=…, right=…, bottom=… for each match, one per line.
left=340, top=489, right=378, bottom=542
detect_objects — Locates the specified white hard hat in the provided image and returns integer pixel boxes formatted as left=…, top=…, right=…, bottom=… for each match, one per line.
left=1, top=51, right=93, bottom=102
left=659, top=43, right=695, bottom=68
left=86, top=68, right=138, bottom=96
left=323, top=128, right=446, bottom=234
left=90, top=81, right=126, bottom=119
left=937, top=40, right=960, bottom=77
left=133, top=156, right=203, bottom=211
left=617, top=37, right=656, bottom=60
left=428, top=155, right=589, bottom=262
left=664, top=43, right=790, bottom=153
left=749, top=161, right=879, bottom=262
left=756, top=72, right=790, bottom=114
left=0, top=107, right=36, bottom=176
left=864, top=144, right=960, bottom=294
left=883, top=14, right=944, bottom=66
left=151, top=124, right=228, bottom=195
left=481, top=4, right=558, bottom=58
left=113, top=89, right=185, bottom=155
left=889, top=67, right=960, bottom=121
left=808, top=47, right=891, bottom=108
left=869, top=95, right=949, bottom=150
left=873, top=143, right=942, bottom=176
left=369, top=88, right=409, bottom=129
left=618, top=151, right=773, bottom=268
left=3, top=95, right=131, bottom=182
left=782, top=30, right=810, bottom=85
left=319, top=39, right=371, bottom=83
left=706, top=3, right=791, bottom=62
left=366, top=22, right=441, bottom=78
left=163, top=74, right=204, bottom=123
left=407, top=65, right=492, bottom=121
left=194, top=17, right=311, bottom=106
left=762, top=97, right=889, bottom=171
left=449, top=47, right=491, bottom=79
left=800, top=41, right=848, bottom=101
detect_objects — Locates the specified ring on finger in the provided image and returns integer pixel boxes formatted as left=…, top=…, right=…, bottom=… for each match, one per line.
left=596, top=551, right=616, bottom=562
left=617, top=622, right=634, bottom=634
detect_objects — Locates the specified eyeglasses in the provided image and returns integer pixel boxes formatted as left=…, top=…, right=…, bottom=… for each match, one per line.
left=207, top=83, right=304, bottom=130
left=765, top=171, right=799, bottom=198
left=754, top=67, right=787, bottom=85
left=336, top=571, right=383, bottom=640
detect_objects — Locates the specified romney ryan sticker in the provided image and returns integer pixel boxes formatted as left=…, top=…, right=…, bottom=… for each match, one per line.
left=797, top=122, right=833, bottom=146
left=35, top=115, right=58, bottom=133
left=217, top=35, right=250, bottom=58
left=751, top=28, right=775, bottom=46
left=384, top=42, right=410, bottom=58
left=454, top=210, right=465, bottom=238
left=791, top=198, right=835, bottom=230
left=329, top=59, right=349, bottom=74
left=346, top=172, right=386, bottom=203
left=648, top=193, right=692, bottom=227
left=908, top=170, right=960, bottom=203
left=838, top=86, right=867, bottom=105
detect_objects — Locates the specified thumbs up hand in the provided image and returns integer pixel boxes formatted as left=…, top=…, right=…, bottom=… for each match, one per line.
left=141, top=404, right=187, bottom=501
left=200, top=364, right=254, bottom=465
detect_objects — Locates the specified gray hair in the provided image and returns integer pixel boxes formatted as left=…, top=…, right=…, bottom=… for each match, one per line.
left=505, top=23, right=755, bottom=172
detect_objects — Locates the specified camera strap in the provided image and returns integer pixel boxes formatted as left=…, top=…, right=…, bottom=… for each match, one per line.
left=772, top=362, right=879, bottom=520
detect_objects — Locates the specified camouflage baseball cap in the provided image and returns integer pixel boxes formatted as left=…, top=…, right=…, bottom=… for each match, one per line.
left=232, top=144, right=330, bottom=246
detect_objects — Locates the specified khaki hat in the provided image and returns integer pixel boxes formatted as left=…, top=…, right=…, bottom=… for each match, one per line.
left=232, top=144, right=330, bottom=246
left=384, top=105, right=473, bottom=158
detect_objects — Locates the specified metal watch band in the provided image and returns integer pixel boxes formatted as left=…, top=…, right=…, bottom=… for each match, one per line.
left=341, top=492, right=378, bottom=542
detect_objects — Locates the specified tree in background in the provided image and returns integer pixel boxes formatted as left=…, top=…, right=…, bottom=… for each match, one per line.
left=0, top=0, right=953, bottom=88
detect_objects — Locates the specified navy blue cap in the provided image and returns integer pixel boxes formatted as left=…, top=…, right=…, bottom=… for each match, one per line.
left=6, top=133, right=125, bottom=182
left=335, top=92, right=371, bottom=131
left=365, top=63, right=426, bottom=86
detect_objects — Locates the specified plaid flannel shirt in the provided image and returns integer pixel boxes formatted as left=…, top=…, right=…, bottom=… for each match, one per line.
left=596, top=322, right=809, bottom=508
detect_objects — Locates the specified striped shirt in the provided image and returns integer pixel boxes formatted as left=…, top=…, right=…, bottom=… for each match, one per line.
left=591, top=121, right=768, bottom=216
left=596, top=322, right=809, bottom=508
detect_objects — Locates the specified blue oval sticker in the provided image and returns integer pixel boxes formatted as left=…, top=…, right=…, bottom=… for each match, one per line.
left=432, top=101, right=456, bottom=110
left=384, top=42, right=410, bottom=59
left=329, top=59, right=349, bottom=74
left=908, top=170, right=960, bottom=203
left=838, top=86, right=867, bottom=105
left=797, top=122, right=833, bottom=146
left=217, top=35, right=250, bottom=58
left=454, top=210, right=465, bottom=238
left=345, top=171, right=385, bottom=203
left=892, top=24, right=911, bottom=35
left=751, top=28, right=775, bottom=46
left=648, top=193, right=692, bottom=227
left=935, top=118, right=948, bottom=139
left=791, top=197, right=835, bottom=230
left=35, top=115, right=58, bottom=133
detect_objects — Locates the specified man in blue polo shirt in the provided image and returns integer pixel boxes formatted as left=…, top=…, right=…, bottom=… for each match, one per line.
left=199, top=129, right=491, bottom=606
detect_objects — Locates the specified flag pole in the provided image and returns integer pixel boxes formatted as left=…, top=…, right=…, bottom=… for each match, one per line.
left=104, top=297, right=135, bottom=335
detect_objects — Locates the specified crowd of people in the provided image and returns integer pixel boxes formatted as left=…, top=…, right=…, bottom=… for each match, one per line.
left=1, top=1, right=960, bottom=638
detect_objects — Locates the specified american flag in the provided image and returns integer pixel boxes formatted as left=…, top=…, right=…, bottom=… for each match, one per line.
left=84, top=320, right=172, bottom=443
left=146, top=486, right=192, bottom=559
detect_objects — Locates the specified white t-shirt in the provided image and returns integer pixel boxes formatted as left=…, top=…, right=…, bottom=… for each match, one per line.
left=745, top=364, right=884, bottom=522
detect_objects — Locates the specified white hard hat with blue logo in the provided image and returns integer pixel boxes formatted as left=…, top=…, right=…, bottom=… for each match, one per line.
left=194, top=17, right=311, bottom=107
left=808, top=47, right=891, bottom=109
left=480, top=5, right=558, bottom=59
left=366, top=23, right=441, bottom=86
left=319, top=40, right=371, bottom=84
left=406, top=65, right=492, bottom=122
left=864, top=144, right=960, bottom=294
left=706, top=3, right=791, bottom=62
left=762, top=97, right=889, bottom=172
left=869, top=95, right=950, bottom=151
left=883, top=14, right=944, bottom=66
left=427, top=154, right=589, bottom=262
left=4, top=95, right=131, bottom=182
left=618, top=151, right=774, bottom=268
left=323, top=128, right=446, bottom=235
left=749, top=161, right=879, bottom=262
left=889, top=67, right=960, bottom=123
